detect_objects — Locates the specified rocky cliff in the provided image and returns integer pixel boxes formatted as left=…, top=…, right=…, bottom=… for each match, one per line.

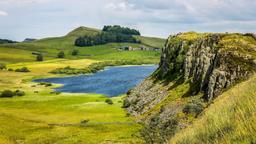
left=124, top=32, right=256, bottom=143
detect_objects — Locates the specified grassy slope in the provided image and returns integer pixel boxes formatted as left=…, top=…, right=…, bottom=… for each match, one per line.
left=134, top=35, right=166, bottom=48
left=0, top=26, right=164, bottom=64
left=170, top=75, right=256, bottom=144
left=0, top=26, right=164, bottom=143
left=0, top=59, right=143, bottom=144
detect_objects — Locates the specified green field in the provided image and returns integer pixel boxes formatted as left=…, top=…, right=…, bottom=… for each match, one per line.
left=0, top=26, right=166, bottom=143
left=0, top=26, right=164, bottom=64
left=0, top=59, right=144, bottom=144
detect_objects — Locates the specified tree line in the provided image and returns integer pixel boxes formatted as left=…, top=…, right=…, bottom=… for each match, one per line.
left=102, top=25, right=140, bottom=35
left=74, top=25, right=141, bottom=47
left=0, top=39, right=17, bottom=44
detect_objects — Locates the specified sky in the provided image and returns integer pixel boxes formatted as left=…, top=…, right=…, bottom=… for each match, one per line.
left=0, top=0, right=256, bottom=41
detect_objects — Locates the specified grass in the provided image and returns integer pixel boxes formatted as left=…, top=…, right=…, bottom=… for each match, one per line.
left=0, top=59, right=144, bottom=143
left=0, top=47, right=36, bottom=64
left=0, top=26, right=163, bottom=143
left=134, top=35, right=166, bottom=48
left=170, top=75, right=256, bottom=144
left=0, top=26, right=164, bottom=64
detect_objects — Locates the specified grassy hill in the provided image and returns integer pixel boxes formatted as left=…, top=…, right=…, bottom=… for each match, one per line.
left=170, top=75, right=256, bottom=144
left=0, top=26, right=165, bottom=64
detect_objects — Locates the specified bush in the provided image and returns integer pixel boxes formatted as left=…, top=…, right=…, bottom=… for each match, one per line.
left=8, top=68, right=13, bottom=71
left=122, top=99, right=131, bottom=108
left=71, top=49, right=79, bottom=56
left=183, top=100, right=204, bottom=116
left=1, top=90, right=15, bottom=98
left=105, top=99, right=113, bottom=105
left=38, top=82, right=52, bottom=87
left=0, top=63, right=6, bottom=70
left=15, top=67, right=30, bottom=72
left=15, top=90, right=25, bottom=96
left=36, top=54, right=43, bottom=61
left=57, top=51, right=65, bottom=58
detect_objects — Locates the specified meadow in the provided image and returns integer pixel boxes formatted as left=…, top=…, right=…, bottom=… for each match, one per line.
left=0, top=59, right=144, bottom=144
left=0, top=26, right=165, bottom=143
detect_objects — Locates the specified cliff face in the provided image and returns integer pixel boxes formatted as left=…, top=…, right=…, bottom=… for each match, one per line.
left=124, top=32, right=256, bottom=143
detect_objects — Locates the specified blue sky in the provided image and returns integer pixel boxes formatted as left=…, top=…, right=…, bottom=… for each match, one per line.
left=0, top=0, right=256, bottom=41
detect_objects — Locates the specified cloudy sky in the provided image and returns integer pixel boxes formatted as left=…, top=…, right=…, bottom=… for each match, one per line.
left=0, top=0, right=256, bottom=41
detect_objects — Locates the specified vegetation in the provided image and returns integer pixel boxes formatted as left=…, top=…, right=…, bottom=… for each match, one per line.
left=15, top=90, right=25, bottom=96
left=38, top=82, right=52, bottom=87
left=0, top=59, right=143, bottom=143
left=0, top=90, right=15, bottom=98
left=50, top=60, right=154, bottom=75
left=0, top=90, right=25, bottom=98
left=75, top=32, right=140, bottom=47
left=103, top=25, right=140, bottom=35
left=0, top=39, right=17, bottom=44
left=71, top=49, right=79, bottom=56
left=0, top=26, right=164, bottom=64
left=57, top=51, right=65, bottom=58
left=105, top=98, right=114, bottom=105
left=15, top=67, right=30, bottom=72
left=0, top=63, right=6, bottom=70
left=36, top=53, right=43, bottom=61
left=170, top=75, right=256, bottom=144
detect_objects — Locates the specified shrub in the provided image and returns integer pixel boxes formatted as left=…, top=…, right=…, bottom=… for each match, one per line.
left=57, top=51, right=65, bottom=58
left=71, top=49, right=79, bottom=56
left=122, top=99, right=131, bottom=108
left=38, top=82, right=52, bottom=87
left=8, top=68, right=13, bottom=71
left=105, top=99, right=113, bottom=105
left=15, top=67, right=30, bottom=72
left=0, top=63, right=6, bottom=70
left=36, top=54, right=43, bottom=61
left=15, top=90, right=25, bottom=96
left=183, top=100, right=204, bottom=116
left=45, top=83, right=52, bottom=87
left=1, top=90, right=15, bottom=98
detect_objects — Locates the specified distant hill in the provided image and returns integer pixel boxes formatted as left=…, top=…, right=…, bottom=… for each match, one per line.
left=0, top=39, right=17, bottom=44
left=0, top=26, right=166, bottom=64
left=23, top=38, right=37, bottom=42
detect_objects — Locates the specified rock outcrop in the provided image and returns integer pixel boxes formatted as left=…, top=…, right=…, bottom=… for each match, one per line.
left=124, top=32, right=256, bottom=143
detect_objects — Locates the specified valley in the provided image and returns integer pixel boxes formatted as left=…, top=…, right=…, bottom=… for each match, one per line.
left=0, top=27, right=255, bottom=144
left=0, top=26, right=164, bottom=143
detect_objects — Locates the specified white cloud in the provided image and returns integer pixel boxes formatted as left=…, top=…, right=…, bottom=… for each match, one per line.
left=0, top=0, right=51, bottom=5
left=0, top=10, right=8, bottom=16
left=105, top=0, right=134, bottom=11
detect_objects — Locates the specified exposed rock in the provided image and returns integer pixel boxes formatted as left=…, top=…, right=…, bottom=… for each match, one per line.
left=125, top=32, right=256, bottom=143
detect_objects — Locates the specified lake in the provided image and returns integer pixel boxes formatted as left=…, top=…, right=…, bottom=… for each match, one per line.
left=34, top=65, right=158, bottom=97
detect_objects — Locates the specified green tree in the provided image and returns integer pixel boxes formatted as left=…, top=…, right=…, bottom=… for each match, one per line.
left=71, top=49, right=79, bottom=56
left=0, top=63, right=6, bottom=70
left=36, top=54, right=43, bottom=61
left=1, top=90, right=15, bottom=98
left=58, top=51, right=65, bottom=58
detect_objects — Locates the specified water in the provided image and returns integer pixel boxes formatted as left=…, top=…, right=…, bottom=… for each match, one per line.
left=34, top=65, right=157, bottom=97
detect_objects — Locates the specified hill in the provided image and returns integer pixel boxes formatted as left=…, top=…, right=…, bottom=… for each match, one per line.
left=124, top=32, right=256, bottom=143
left=0, top=26, right=165, bottom=64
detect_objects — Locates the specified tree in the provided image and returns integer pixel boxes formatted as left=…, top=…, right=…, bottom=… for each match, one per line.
left=71, top=49, right=79, bottom=56
left=15, top=67, right=30, bottom=72
left=105, top=99, right=114, bottom=105
left=0, top=90, right=15, bottom=98
left=0, top=63, right=6, bottom=70
left=36, top=54, right=43, bottom=61
left=57, top=51, right=65, bottom=58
